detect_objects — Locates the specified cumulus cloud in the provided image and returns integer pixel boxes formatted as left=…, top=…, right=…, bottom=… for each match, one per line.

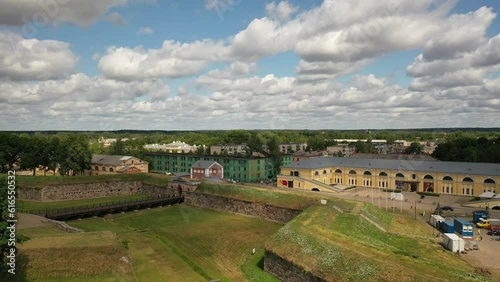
left=0, top=0, right=127, bottom=27
left=265, top=1, right=298, bottom=22
left=0, top=32, right=78, bottom=81
left=137, top=27, right=154, bottom=35
left=1, top=70, right=499, bottom=130
left=106, top=12, right=127, bottom=25
left=98, top=39, right=229, bottom=80
left=1, top=0, right=500, bottom=130
left=408, top=34, right=500, bottom=91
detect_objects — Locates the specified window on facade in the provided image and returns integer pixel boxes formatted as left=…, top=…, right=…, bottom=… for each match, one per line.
left=363, top=171, right=372, bottom=176
left=395, top=173, right=404, bottom=178
left=484, top=178, right=495, bottom=184
left=315, top=171, right=319, bottom=176
left=379, top=172, right=387, bottom=177
left=424, top=175, right=433, bottom=180
left=102, top=167, right=106, bottom=171
left=443, top=176, right=453, bottom=181
left=95, top=166, right=98, bottom=170
left=463, top=177, right=473, bottom=182
left=110, top=168, right=114, bottom=172
left=349, top=170, right=356, bottom=175
left=335, top=169, right=342, bottom=173
left=323, top=170, right=327, bottom=174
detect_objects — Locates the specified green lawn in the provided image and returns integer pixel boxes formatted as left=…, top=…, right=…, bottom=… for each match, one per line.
left=16, top=173, right=171, bottom=188
left=18, top=194, right=150, bottom=212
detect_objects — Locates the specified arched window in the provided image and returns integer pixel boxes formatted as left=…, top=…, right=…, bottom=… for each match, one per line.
left=102, top=167, right=106, bottom=171
left=443, top=176, right=453, bottom=181
left=484, top=178, right=495, bottom=184
left=110, top=168, right=114, bottom=172
left=323, top=170, right=327, bottom=174
left=349, top=170, right=356, bottom=175
left=463, top=177, right=473, bottom=182
left=379, top=172, right=387, bottom=177
left=314, top=171, right=319, bottom=176
left=335, top=169, right=342, bottom=173
left=424, top=175, right=434, bottom=180
left=395, top=173, right=404, bottom=178
left=95, top=166, right=98, bottom=171
left=363, top=171, right=372, bottom=176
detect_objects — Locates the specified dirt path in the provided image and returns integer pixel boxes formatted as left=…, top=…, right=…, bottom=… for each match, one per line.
left=17, top=213, right=50, bottom=229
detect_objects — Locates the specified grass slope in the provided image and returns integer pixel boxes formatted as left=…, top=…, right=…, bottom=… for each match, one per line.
left=195, top=183, right=354, bottom=210
left=266, top=204, right=492, bottom=282
left=14, top=230, right=134, bottom=282
left=66, top=205, right=282, bottom=281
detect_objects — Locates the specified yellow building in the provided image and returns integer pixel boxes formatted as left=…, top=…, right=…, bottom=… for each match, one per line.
left=91, top=154, right=148, bottom=174
left=278, top=157, right=499, bottom=197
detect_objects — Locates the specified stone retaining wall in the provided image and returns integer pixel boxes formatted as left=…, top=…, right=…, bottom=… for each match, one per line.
left=264, top=250, right=327, bottom=282
left=184, top=192, right=301, bottom=223
left=18, top=181, right=173, bottom=202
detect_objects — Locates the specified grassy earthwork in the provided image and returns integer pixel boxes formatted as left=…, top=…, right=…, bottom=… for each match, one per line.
left=18, top=205, right=282, bottom=281
left=13, top=180, right=496, bottom=281
left=266, top=203, right=493, bottom=282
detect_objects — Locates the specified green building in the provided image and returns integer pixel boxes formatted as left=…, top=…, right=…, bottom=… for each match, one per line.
left=147, top=153, right=292, bottom=183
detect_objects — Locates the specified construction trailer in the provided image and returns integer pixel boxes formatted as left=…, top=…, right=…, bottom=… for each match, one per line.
left=443, top=233, right=465, bottom=253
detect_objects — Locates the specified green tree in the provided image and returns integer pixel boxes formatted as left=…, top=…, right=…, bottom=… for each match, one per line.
left=405, top=142, right=423, bottom=155
left=58, top=134, right=92, bottom=176
left=306, top=135, right=326, bottom=151
left=109, top=138, right=125, bottom=155
left=265, top=136, right=282, bottom=178
left=0, top=134, right=23, bottom=170
left=20, top=135, right=49, bottom=176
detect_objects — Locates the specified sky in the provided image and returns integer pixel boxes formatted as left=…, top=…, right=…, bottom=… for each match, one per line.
left=0, top=0, right=499, bottom=131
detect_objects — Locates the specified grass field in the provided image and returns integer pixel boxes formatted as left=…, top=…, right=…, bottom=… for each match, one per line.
left=18, top=205, right=282, bottom=281
left=196, top=183, right=354, bottom=210
left=266, top=204, right=493, bottom=282
left=18, top=194, right=150, bottom=212
left=12, top=230, right=135, bottom=282
left=16, top=173, right=171, bottom=188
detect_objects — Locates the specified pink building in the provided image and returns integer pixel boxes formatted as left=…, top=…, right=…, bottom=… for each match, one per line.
left=190, top=161, right=223, bottom=179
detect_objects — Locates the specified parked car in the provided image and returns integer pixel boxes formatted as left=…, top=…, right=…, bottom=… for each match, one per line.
left=492, top=206, right=500, bottom=210
left=487, top=230, right=500, bottom=236
left=439, top=206, right=454, bottom=211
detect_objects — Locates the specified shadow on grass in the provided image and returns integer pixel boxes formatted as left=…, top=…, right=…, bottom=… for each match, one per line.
left=0, top=252, right=29, bottom=282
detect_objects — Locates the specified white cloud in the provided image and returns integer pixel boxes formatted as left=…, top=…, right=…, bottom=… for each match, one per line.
left=265, top=1, right=298, bottom=22
left=0, top=0, right=128, bottom=27
left=137, top=27, right=154, bottom=35
left=204, top=0, right=240, bottom=11
left=0, top=32, right=78, bottom=81
left=106, top=12, right=127, bottom=26
left=408, top=34, right=500, bottom=92
left=98, top=40, right=229, bottom=81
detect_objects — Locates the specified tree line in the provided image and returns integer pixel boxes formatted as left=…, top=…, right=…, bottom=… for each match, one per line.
left=0, top=133, right=91, bottom=176
left=432, top=136, right=500, bottom=163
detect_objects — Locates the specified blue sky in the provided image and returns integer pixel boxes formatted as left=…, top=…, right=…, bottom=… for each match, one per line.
left=0, top=0, right=499, bottom=130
